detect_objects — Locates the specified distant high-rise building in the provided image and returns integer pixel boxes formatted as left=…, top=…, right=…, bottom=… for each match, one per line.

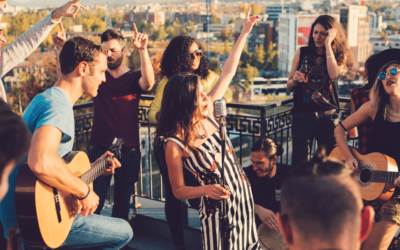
left=339, top=5, right=372, bottom=70
left=105, top=4, right=113, bottom=29
left=369, top=12, right=384, bottom=32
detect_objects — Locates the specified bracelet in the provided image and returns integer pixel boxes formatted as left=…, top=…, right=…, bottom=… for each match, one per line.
left=326, top=55, right=333, bottom=59
left=77, top=185, right=90, bottom=200
left=338, top=121, right=348, bottom=132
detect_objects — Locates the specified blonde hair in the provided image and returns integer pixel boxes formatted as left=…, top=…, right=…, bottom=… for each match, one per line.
left=369, top=61, right=400, bottom=110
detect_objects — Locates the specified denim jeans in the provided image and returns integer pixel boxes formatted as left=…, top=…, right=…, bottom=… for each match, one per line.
left=88, top=146, right=141, bottom=221
left=291, top=110, right=339, bottom=166
left=24, top=214, right=133, bottom=250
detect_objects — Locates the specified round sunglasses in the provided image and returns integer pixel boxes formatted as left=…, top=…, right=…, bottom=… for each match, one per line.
left=379, top=67, right=399, bottom=80
left=190, top=50, right=203, bottom=59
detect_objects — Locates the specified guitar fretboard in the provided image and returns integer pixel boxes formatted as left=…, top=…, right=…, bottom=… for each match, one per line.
left=79, top=157, right=112, bottom=185
left=368, top=171, right=400, bottom=183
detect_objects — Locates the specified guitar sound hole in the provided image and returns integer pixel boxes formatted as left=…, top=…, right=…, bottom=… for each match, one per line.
left=360, top=169, right=372, bottom=183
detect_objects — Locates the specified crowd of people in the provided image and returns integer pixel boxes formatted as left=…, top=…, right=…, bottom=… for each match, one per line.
left=0, top=0, right=400, bottom=249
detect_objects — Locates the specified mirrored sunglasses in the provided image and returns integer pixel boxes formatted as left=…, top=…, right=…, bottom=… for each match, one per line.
left=379, top=67, right=399, bottom=81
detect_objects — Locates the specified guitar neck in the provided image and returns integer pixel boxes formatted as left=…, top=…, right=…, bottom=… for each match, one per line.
left=371, top=171, right=400, bottom=183
left=79, top=157, right=112, bottom=185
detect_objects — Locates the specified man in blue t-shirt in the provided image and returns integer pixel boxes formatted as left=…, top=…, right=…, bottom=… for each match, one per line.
left=0, top=34, right=133, bottom=249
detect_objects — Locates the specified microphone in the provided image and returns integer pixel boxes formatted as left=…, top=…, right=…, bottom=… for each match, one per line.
left=214, top=99, right=227, bottom=118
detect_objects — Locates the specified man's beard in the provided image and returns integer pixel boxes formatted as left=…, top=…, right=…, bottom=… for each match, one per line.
left=107, top=56, right=124, bottom=70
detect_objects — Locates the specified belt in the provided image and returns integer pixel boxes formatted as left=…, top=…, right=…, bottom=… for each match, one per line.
left=92, top=145, right=139, bottom=151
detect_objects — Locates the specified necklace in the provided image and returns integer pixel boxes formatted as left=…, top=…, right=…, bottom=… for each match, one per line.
left=199, top=121, right=208, bottom=140
left=388, top=105, right=400, bottom=118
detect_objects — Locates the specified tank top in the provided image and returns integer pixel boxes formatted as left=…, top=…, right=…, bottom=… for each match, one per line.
left=292, top=46, right=340, bottom=113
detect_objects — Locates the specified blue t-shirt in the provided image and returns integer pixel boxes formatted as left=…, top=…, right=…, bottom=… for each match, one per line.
left=0, top=87, right=74, bottom=238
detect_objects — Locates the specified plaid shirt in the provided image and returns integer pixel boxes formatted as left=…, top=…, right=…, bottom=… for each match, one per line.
left=350, top=85, right=373, bottom=153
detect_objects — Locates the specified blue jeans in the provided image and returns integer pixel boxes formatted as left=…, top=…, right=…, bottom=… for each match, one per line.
left=24, top=214, right=133, bottom=250
left=88, top=146, right=141, bottom=221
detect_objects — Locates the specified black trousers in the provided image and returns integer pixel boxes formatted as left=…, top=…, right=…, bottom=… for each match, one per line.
left=154, top=139, right=199, bottom=248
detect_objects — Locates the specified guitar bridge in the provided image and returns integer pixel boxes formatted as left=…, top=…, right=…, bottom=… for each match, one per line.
left=53, top=187, right=62, bottom=223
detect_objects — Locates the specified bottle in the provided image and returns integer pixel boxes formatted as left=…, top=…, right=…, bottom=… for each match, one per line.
left=299, top=56, right=309, bottom=84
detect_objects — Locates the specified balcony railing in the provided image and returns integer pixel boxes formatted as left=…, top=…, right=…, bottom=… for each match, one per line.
left=72, top=95, right=354, bottom=204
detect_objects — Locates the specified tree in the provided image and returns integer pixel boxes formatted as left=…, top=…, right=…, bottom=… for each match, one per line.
left=223, top=40, right=231, bottom=53
left=134, top=18, right=146, bottom=32
left=187, top=21, right=197, bottom=33
left=251, top=4, right=261, bottom=15
left=241, top=63, right=259, bottom=89
left=211, top=15, right=221, bottom=24
left=219, top=28, right=230, bottom=41
left=228, top=18, right=235, bottom=24
left=263, top=43, right=278, bottom=71
left=153, top=26, right=167, bottom=41
left=210, top=57, right=221, bottom=75
left=250, top=44, right=264, bottom=68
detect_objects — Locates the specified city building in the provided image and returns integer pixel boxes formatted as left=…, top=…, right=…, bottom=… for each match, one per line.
left=174, top=12, right=207, bottom=24
left=165, top=11, right=176, bottom=22
left=124, top=10, right=165, bottom=27
left=339, top=4, right=372, bottom=70
left=277, top=13, right=339, bottom=77
left=221, top=13, right=236, bottom=25
left=234, top=19, right=274, bottom=52
left=369, top=12, right=385, bottom=32
left=203, top=23, right=234, bottom=36
left=266, top=3, right=301, bottom=23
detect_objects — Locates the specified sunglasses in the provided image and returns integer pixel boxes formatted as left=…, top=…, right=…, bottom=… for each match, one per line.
left=379, top=67, right=399, bottom=81
left=190, top=50, right=203, bottom=59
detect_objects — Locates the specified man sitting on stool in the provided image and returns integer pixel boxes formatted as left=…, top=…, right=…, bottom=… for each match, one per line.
left=244, top=138, right=291, bottom=230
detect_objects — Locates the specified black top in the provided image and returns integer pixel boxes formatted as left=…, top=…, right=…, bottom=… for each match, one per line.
left=243, top=163, right=291, bottom=227
left=369, top=101, right=400, bottom=197
left=292, top=46, right=340, bottom=113
left=369, top=102, right=400, bottom=166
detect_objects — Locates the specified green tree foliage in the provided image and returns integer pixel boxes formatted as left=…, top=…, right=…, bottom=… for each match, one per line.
left=241, top=63, right=259, bottom=89
left=219, top=28, right=230, bottom=41
left=223, top=40, right=231, bottom=53
left=264, top=43, right=278, bottom=71
left=154, top=26, right=167, bottom=41
left=229, top=18, right=235, bottom=24
left=210, top=57, right=221, bottom=75
left=250, top=44, right=264, bottom=68
left=134, top=18, right=146, bottom=32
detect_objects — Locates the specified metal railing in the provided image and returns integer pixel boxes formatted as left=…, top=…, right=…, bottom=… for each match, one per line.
left=72, top=95, right=354, bottom=204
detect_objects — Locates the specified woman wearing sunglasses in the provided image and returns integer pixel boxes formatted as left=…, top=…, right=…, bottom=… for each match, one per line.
left=286, top=15, right=353, bottom=165
left=148, top=35, right=232, bottom=124
left=334, top=49, right=400, bottom=250
left=149, top=35, right=232, bottom=250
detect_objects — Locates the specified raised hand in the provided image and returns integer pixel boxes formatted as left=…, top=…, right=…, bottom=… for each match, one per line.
left=241, top=7, right=260, bottom=35
left=52, top=0, right=86, bottom=21
left=325, top=28, right=337, bottom=46
left=51, top=23, right=67, bottom=51
left=132, top=23, right=148, bottom=51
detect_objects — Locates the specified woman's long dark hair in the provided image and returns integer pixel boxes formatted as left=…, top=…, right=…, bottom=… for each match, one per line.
left=308, top=15, right=353, bottom=67
left=160, top=35, right=210, bottom=79
left=156, top=73, right=201, bottom=150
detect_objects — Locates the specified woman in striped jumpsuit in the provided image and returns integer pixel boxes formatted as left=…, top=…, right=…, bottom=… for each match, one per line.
left=156, top=7, right=261, bottom=250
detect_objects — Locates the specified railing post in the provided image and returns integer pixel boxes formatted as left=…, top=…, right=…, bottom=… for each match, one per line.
left=260, top=107, right=266, bottom=139
left=131, top=183, right=142, bottom=213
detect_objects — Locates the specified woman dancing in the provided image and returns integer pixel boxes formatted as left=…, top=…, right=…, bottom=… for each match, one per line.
left=156, top=7, right=260, bottom=250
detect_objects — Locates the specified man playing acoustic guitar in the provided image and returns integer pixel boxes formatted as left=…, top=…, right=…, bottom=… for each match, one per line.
left=0, top=2, right=133, bottom=249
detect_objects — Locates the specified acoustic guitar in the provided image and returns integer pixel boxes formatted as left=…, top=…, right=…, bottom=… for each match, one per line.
left=329, top=146, right=398, bottom=202
left=15, top=138, right=124, bottom=249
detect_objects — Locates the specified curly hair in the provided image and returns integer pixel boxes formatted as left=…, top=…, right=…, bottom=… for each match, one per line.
left=160, top=35, right=210, bottom=79
left=308, top=15, right=354, bottom=68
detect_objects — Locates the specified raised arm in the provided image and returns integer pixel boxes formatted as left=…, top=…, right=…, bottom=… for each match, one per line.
left=133, top=24, right=155, bottom=92
left=0, top=0, right=85, bottom=102
left=325, top=29, right=345, bottom=80
left=207, top=7, right=260, bottom=103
